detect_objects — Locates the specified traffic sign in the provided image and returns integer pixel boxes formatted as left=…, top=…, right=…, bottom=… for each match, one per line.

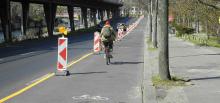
left=57, top=37, right=67, bottom=71
left=94, top=32, right=101, bottom=53
left=56, top=37, right=69, bottom=76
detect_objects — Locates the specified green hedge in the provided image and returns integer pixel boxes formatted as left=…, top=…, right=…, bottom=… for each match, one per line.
left=179, top=34, right=220, bottom=48
left=172, top=23, right=194, bottom=37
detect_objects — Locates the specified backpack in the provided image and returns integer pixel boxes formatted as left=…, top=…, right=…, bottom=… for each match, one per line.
left=102, top=26, right=112, bottom=38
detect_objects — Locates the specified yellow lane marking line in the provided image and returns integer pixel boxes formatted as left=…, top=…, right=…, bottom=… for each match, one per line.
left=25, top=73, right=54, bottom=86
left=0, top=52, right=93, bottom=103
left=0, top=73, right=54, bottom=103
left=67, top=53, right=93, bottom=68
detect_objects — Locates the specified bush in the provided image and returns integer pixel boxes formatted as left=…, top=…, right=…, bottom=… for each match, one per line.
left=172, top=23, right=194, bottom=36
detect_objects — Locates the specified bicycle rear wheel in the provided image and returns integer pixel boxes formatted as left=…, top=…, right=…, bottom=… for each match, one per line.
left=105, top=49, right=110, bottom=65
left=104, top=42, right=111, bottom=65
left=106, top=54, right=109, bottom=65
left=108, top=56, right=111, bottom=64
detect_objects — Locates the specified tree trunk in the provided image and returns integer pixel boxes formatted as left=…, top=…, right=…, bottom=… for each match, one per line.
left=206, top=19, right=209, bottom=39
left=148, top=0, right=152, bottom=41
left=152, top=0, right=158, bottom=48
left=158, top=0, right=171, bottom=80
left=218, top=26, right=220, bottom=44
left=187, top=17, right=190, bottom=27
left=195, top=15, right=200, bottom=33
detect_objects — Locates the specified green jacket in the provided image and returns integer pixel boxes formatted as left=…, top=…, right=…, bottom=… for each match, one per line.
left=100, top=25, right=116, bottom=42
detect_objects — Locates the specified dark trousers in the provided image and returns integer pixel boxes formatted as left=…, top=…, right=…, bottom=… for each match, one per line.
left=103, top=41, right=113, bottom=50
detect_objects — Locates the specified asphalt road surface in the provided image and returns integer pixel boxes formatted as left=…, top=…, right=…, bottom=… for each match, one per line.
left=6, top=16, right=146, bottom=103
left=0, top=17, right=137, bottom=99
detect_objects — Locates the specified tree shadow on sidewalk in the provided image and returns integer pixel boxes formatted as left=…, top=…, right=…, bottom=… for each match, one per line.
left=170, top=53, right=220, bottom=58
left=111, top=61, right=143, bottom=65
left=190, top=76, right=220, bottom=81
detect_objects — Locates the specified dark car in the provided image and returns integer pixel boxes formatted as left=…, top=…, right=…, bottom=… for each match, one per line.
left=117, top=23, right=127, bottom=31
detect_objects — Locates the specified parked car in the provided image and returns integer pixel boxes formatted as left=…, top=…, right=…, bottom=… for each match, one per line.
left=117, top=23, right=127, bottom=31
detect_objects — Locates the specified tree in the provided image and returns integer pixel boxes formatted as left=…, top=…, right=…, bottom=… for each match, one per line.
left=148, top=0, right=152, bottom=41
left=170, top=0, right=220, bottom=37
left=197, top=0, right=220, bottom=10
left=152, top=0, right=158, bottom=48
left=158, top=0, right=171, bottom=80
left=138, top=0, right=158, bottom=46
left=123, top=0, right=145, bottom=16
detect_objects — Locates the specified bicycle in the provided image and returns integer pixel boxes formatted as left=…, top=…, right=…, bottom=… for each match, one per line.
left=104, top=43, right=111, bottom=65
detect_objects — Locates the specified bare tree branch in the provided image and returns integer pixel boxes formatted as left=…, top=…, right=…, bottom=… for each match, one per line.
left=197, top=0, right=220, bottom=10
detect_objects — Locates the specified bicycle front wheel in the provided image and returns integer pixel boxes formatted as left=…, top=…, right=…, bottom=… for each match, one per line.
left=106, top=54, right=110, bottom=65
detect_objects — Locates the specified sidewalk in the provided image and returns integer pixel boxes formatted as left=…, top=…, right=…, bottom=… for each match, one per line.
left=5, top=17, right=146, bottom=103
left=146, top=35, right=220, bottom=103
left=170, top=36, right=220, bottom=103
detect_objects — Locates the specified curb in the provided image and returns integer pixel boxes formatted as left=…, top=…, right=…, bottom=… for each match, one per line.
left=142, top=35, right=157, bottom=103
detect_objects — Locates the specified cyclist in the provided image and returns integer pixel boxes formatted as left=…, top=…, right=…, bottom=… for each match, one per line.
left=100, top=20, right=116, bottom=57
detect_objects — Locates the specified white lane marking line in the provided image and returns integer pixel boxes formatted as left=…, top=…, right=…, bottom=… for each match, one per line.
left=20, top=52, right=35, bottom=56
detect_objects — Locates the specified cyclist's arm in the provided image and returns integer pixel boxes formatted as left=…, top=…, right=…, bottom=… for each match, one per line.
left=100, top=28, right=104, bottom=37
left=110, top=27, right=116, bottom=40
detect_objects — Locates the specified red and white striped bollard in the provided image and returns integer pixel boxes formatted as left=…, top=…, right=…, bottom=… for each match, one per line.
left=56, top=36, right=70, bottom=76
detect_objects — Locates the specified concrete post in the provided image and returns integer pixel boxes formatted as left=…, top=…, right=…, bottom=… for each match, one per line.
left=99, top=9, right=104, bottom=21
left=111, top=9, right=116, bottom=19
left=80, top=8, right=84, bottom=25
left=21, top=1, right=29, bottom=36
left=107, top=10, right=110, bottom=19
left=44, top=3, right=57, bottom=37
left=1, top=0, right=12, bottom=42
left=81, top=7, right=88, bottom=28
left=91, top=9, right=97, bottom=25
left=117, top=8, right=120, bottom=18
left=68, top=6, right=75, bottom=32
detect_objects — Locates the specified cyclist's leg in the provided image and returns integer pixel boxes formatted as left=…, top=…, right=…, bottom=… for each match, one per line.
left=100, top=40, right=104, bottom=51
left=107, top=42, right=113, bottom=58
left=103, top=41, right=108, bottom=49
left=109, top=41, right=113, bottom=52
left=102, top=41, right=108, bottom=57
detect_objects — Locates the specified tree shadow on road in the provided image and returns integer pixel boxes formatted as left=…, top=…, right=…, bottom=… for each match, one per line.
left=69, top=71, right=107, bottom=76
left=110, top=61, right=143, bottom=65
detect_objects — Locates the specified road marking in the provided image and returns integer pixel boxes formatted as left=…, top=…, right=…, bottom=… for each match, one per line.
left=0, top=59, right=3, bottom=61
left=67, top=53, right=93, bottom=68
left=0, top=52, right=93, bottom=102
left=20, top=52, right=35, bottom=56
left=25, top=74, right=52, bottom=86
left=72, top=95, right=109, bottom=101
left=0, top=73, right=54, bottom=103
